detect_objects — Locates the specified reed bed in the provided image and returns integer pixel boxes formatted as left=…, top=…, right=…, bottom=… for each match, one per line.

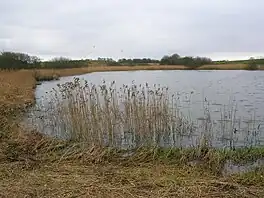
left=31, top=77, right=263, bottom=151
left=34, top=78, right=196, bottom=149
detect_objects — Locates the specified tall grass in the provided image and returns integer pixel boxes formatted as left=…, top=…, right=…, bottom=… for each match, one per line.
left=34, top=78, right=197, bottom=149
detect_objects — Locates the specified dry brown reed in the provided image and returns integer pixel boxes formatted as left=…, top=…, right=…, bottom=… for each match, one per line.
left=32, top=77, right=263, bottom=151
left=0, top=70, right=36, bottom=140
left=35, top=78, right=194, bottom=148
left=0, top=70, right=35, bottom=108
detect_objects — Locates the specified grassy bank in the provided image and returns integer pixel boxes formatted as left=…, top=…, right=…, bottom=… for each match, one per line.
left=1, top=67, right=264, bottom=197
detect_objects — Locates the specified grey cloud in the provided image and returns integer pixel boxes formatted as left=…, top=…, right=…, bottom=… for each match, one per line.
left=0, top=0, right=264, bottom=60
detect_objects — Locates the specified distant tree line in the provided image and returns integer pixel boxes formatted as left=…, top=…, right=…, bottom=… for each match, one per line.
left=117, top=58, right=160, bottom=66
left=1, top=50, right=262, bottom=70
left=0, top=51, right=41, bottom=69
left=96, top=57, right=160, bottom=66
left=160, top=53, right=212, bottom=68
left=96, top=58, right=117, bottom=66
left=0, top=51, right=89, bottom=69
left=42, top=57, right=89, bottom=69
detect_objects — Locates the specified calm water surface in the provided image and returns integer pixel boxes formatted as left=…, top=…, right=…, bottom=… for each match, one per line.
left=29, top=70, right=264, bottom=148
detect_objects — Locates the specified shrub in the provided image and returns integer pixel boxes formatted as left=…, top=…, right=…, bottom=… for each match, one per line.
left=246, top=58, right=258, bottom=70
left=160, top=54, right=212, bottom=68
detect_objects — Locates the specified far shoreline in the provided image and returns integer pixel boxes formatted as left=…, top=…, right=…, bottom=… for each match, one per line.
left=30, top=63, right=262, bottom=81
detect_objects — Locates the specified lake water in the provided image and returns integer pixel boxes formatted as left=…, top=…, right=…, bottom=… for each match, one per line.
left=28, top=70, right=264, bottom=148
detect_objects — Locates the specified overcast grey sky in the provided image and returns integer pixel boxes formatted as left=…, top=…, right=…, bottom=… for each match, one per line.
left=0, top=0, right=263, bottom=60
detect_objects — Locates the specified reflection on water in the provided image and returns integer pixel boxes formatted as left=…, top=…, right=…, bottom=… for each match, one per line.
left=222, top=159, right=264, bottom=176
left=26, top=70, right=264, bottom=149
left=188, top=158, right=264, bottom=176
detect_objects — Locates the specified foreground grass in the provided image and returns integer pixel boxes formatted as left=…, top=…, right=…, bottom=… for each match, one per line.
left=1, top=131, right=264, bottom=198
left=1, top=160, right=263, bottom=198
left=1, top=123, right=263, bottom=197
left=1, top=127, right=264, bottom=198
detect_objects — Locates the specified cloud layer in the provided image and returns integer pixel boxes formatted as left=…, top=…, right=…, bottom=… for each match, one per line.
left=1, top=0, right=264, bottom=60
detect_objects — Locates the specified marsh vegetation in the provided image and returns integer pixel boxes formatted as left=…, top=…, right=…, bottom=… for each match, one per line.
left=27, top=75, right=264, bottom=171
left=1, top=69, right=264, bottom=197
